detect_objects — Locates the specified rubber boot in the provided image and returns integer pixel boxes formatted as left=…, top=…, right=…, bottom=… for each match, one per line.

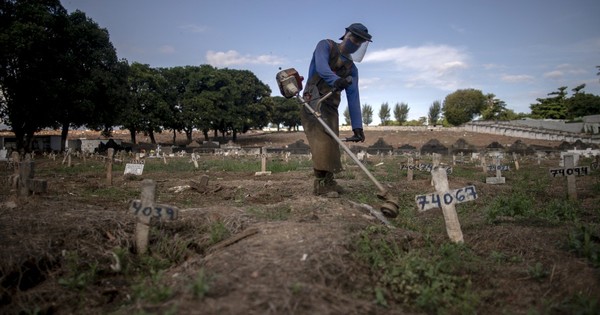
left=313, top=170, right=344, bottom=197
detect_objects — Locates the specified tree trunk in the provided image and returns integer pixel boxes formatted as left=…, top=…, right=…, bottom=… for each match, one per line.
left=203, top=129, right=209, bottom=142
left=185, top=128, right=193, bottom=143
left=232, top=129, right=237, bottom=142
left=129, top=128, right=137, bottom=144
left=172, top=129, right=177, bottom=145
left=148, top=130, right=156, bottom=144
left=60, top=122, right=70, bottom=152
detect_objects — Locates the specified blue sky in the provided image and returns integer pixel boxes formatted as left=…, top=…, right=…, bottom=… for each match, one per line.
left=61, top=0, right=600, bottom=124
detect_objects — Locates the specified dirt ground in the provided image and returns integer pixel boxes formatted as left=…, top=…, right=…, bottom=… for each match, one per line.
left=1, top=128, right=599, bottom=315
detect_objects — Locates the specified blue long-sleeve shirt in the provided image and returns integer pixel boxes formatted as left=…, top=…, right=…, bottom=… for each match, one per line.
left=307, top=39, right=363, bottom=130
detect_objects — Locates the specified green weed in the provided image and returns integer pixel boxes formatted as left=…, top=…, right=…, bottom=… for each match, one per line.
left=247, top=205, right=292, bottom=221
left=566, top=224, right=600, bottom=267
left=352, top=226, right=479, bottom=313
left=209, top=221, right=230, bottom=245
left=132, top=270, right=172, bottom=303
left=190, top=269, right=210, bottom=298
left=58, top=251, right=99, bottom=290
left=527, top=262, right=548, bottom=282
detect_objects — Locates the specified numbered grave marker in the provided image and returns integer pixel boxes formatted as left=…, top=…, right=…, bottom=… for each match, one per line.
left=124, top=159, right=145, bottom=176
left=129, top=179, right=179, bottom=254
left=414, top=167, right=478, bottom=243
left=415, top=185, right=478, bottom=212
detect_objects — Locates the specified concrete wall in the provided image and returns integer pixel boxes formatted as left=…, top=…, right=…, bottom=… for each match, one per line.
left=463, top=121, right=600, bottom=145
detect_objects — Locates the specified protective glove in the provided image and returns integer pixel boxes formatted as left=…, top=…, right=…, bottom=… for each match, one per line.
left=334, top=77, right=352, bottom=90
left=345, top=128, right=365, bottom=142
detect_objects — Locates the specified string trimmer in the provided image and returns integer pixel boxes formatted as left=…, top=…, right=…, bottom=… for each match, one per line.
left=276, top=68, right=399, bottom=218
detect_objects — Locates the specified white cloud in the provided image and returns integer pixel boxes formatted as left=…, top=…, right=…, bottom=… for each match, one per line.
left=158, top=45, right=175, bottom=54
left=363, top=45, right=469, bottom=90
left=543, top=70, right=564, bottom=79
left=501, top=74, right=534, bottom=83
left=180, top=24, right=208, bottom=33
left=206, top=50, right=286, bottom=67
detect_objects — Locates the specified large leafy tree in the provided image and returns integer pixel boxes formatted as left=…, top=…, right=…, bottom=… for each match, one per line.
left=442, top=88, right=486, bottom=126
left=220, top=68, right=271, bottom=141
left=271, top=96, right=301, bottom=131
left=566, top=84, right=600, bottom=118
left=378, top=102, right=390, bottom=126
left=122, top=62, right=170, bottom=144
left=530, top=86, right=568, bottom=119
left=480, top=93, right=518, bottom=121
left=0, top=0, right=68, bottom=152
left=393, top=102, right=409, bottom=125
left=54, top=10, right=126, bottom=150
left=0, top=1, right=126, bottom=151
left=428, top=100, right=441, bottom=126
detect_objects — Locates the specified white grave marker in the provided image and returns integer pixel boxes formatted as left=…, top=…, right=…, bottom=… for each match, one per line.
left=414, top=167, right=478, bottom=243
left=129, top=179, right=179, bottom=254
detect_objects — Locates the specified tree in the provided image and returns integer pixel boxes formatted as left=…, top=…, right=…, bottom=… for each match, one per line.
left=271, top=96, right=301, bottom=131
left=54, top=10, right=125, bottom=150
left=0, top=1, right=126, bottom=151
left=480, top=94, right=517, bottom=121
left=343, top=106, right=351, bottom=126
left=442, top=89, right=486, bottom=126
left=530, top=86, right=568, bottom=119
left=378, top=102, right=390, bottom=125
left=121, top=62, right=170, bottom=144
left=393, top=102, right=409, bottom=125
left=428, top=100, right=441, bottom=126
left=361, top=104, right=373, bottom=126
left=567, top=92, right=600, bottom=118
left=0, top=0, right=69, bottom=152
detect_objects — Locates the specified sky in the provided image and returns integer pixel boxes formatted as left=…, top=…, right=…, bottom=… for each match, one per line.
left=60, top=0, right=600, bottom=125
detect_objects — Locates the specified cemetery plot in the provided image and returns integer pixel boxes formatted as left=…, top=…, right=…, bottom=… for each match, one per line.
left=1, top=130, right=599, bottom=315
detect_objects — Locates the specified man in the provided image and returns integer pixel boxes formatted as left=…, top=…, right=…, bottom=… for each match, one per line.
left=301, top=23, right=372, bottom=196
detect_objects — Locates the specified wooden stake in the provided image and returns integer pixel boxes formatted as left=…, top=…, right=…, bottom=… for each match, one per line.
left=407, top=156, right=414, bottom=181
left=564, top=154, right=577, bottom=200
left=106, top=148, right=114, bottom=186
left=136, top=179, right=155, bottom=254
left=431, top=167, right=464, bottom=243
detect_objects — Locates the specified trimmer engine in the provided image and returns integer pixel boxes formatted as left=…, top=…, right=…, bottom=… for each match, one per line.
left=276, top=68, right=304, bottom=98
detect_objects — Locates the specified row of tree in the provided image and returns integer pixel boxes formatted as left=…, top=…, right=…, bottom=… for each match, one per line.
left=347, top=82, right=600, bottom=127
left=1, top=0, right=294, bottom=152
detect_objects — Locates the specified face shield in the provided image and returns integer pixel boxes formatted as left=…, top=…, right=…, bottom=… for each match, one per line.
left=341, top=33, right=370, bottom=63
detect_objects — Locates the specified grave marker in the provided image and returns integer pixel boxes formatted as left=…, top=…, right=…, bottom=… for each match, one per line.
left=16, top=160, right=47, bottom=197
left=106, top=148, right=114, bottom=186
left=407, top=156, right=414, bottom=181
left=124, top=159, right=145, bottom=176
left=486, top=156, right=506, bottom=184
left=549, top=154, right=590, bottom=201
left=255, top=154, right=271, bottom=176
left=414, top=167, right=477, bottom=243
left=129, top=179, right=179, bottom=254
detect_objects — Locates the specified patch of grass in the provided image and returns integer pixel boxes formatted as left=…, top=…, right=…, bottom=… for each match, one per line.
left=58, top=251, right=99, bottom=291
left=527, top=262, right=549, bottom=282
left=152, top=229, right=192, bottom=264
left=190, top=269, right=210, bottom=298
left=566, top=223, right=600, bottom=268
left=132, top=270, right=173, bottom=303
left=550, top=293, right=600, bottom=315
left=247, top=205, right=292, bottom=221
left=352, top=226, right=480, bottom=314
left=209, top=221, right=230, bottom=245
left=484, top=191, right=534, bottom=223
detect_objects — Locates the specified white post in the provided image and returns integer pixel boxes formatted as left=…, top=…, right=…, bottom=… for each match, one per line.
left=431, top=167, right=464, bottom=243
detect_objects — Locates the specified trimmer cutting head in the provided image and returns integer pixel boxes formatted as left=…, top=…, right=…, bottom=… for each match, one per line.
left=377, top=191, right=399, bottom=218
